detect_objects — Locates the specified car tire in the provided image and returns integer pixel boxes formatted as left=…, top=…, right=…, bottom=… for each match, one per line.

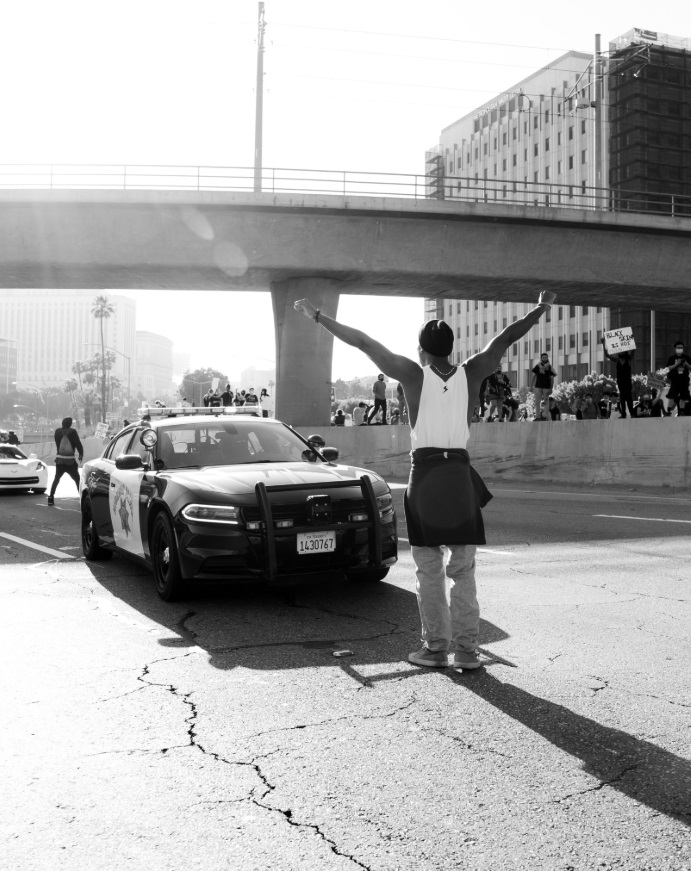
left=81, top=497, right=113, bottom=561
left=346, top=567, right=389, bottom=583
left=152, top=513, right=186, bottom=601
left=33, top=488, right=46, bottom=494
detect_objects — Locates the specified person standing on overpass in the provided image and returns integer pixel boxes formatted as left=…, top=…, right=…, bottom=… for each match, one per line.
left=294, top=289, right=556, bottom=671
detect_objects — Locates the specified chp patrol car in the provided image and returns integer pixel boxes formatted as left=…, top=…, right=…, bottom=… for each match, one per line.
left=80, top=405, right=397, bottom=600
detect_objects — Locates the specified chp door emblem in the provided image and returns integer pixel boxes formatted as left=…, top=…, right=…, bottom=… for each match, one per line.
left=113, top=482, right=134, bottom=536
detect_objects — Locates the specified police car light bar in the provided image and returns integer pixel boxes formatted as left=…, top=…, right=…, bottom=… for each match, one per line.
left=137, top=405, right=265, bottom=419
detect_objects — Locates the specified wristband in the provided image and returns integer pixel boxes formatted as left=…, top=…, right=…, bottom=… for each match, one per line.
left=314, top=310, right=320, bottom=323
left=538, top=302, right=552, bottom=310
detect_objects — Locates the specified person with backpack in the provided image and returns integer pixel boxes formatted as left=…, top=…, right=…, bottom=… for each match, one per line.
left=48, top=417, right=84, bottom=505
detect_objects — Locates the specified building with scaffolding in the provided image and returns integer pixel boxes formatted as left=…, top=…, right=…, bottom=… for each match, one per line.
left=425, top=28, right=691, bottom=388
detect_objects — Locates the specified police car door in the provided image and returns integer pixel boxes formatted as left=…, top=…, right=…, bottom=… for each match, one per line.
left=108, top=430, right=147, bottom=559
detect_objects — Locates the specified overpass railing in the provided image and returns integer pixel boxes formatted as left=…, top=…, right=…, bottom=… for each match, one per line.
left=0, top=164, right=687, bottom=218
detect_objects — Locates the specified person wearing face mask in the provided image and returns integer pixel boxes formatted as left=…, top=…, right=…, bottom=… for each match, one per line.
left=580, top=393, right=601, bottom=420
left=483, top=364, right=511, bottom=422
left=367, top=373, right=388, bottom=424
left=531, top=353, right=558, bottom=421
left=665, top=341, right=691, bottom=417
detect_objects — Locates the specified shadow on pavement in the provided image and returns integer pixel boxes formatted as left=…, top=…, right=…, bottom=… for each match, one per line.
left=452, top=669, right=691, bottom=825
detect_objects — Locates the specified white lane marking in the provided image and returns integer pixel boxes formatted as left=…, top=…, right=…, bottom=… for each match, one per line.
left=593, top=514, right=691, bottom=524
left=59, top=545, right=82, bottom=551
left=388, top=482, right=407, bottom=490
left=0, top=533, right=76, bottom=560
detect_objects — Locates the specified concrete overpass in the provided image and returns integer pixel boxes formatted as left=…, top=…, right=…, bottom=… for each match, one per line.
left=2, top=189, right=691, bottom=423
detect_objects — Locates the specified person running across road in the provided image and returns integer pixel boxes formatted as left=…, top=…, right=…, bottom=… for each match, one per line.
left=367, top=373, right=388, bottom=424
left=48, top=416, right=84, bottom=505
left=294, top=289, right=556, bottom=670
left=602, top=338, right=635, bottom=418
left=531, top=353, right=557, bottom=420
left=665, top=341, right=691, bottom=416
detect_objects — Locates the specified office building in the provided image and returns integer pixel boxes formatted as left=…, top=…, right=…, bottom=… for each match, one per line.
left=425, top=28, right=691, bottom=384
left=0, top=337, right=17, bottom=394
left=0, top=290, right=135, bottom=391
left=135, top=331, right=174, bottom=400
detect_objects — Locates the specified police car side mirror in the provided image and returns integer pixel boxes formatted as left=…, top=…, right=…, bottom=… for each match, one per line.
left=115, top=454, right=145, bottom=471
left=322, top=447, right=339, bottom=461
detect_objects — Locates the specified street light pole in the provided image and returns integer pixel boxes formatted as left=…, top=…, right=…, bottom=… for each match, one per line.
left=254, top=2, right=266, bottom=193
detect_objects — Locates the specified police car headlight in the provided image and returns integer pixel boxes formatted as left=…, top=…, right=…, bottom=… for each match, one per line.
left=181, top=504, right=240, bottom=524
left=376, top=493, right=394, bottom=518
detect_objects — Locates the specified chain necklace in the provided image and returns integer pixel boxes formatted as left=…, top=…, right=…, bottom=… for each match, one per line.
left=431, top=363, right=456, bottom=379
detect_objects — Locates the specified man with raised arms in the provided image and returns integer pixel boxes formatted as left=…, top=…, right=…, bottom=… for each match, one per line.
left=294, top=291, right=556, bottom=671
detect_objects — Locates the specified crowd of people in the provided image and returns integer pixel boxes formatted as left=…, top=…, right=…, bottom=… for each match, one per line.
left=173, top=385, right=273, bottom=416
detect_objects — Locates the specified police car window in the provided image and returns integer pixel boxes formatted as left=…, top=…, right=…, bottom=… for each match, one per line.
left=106, top=430, right=136, bottom=461
left=156, top=421, right=318, bottom=468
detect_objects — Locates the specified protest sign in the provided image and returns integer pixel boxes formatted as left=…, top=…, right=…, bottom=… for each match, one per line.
left=604, top=327, right=636, bottom=355
left=211, top=377, right=220, bottom=391
left=94, top=422, right=110, bottom=440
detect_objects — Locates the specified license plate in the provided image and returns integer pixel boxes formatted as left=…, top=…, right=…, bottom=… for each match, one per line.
left=297, top=531, right=336, bottom=554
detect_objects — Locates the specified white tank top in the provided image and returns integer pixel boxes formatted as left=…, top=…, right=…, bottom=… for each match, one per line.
left=410, top=365, right=470, bottom=450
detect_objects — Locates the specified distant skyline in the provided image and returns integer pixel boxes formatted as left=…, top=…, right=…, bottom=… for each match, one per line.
left=2, top=2, right=690, bottom=378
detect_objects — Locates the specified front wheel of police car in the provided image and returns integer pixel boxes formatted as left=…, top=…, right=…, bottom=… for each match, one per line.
left=81, top=497, right=113, bottom=561
left=151, top=513, right=186, bottom=601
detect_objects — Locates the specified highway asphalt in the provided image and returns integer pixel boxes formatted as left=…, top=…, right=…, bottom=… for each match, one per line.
left=1, top=471, right=690, bottom=870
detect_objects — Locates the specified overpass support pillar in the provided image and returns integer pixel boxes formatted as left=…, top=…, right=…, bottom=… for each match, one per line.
left=271, top=278, right=341, bottom=426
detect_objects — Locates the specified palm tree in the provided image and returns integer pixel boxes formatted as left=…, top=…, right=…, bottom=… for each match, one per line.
left=91, top=295, right=114, bottom=423
left=71, top=361, right=88, bottom=391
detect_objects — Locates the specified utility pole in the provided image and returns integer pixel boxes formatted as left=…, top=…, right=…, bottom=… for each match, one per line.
left=254, top=2, right=266, bottom=193
left=594, top=34, right=603, bottom=204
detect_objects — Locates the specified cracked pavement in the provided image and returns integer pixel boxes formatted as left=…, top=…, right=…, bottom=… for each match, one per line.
left=2, top=482, right=691, bottom=870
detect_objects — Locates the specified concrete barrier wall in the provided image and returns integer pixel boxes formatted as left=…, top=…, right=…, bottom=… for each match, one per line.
left=25, top=423, right=691, bottom=490
left=303, top=420, right=691, bottom=489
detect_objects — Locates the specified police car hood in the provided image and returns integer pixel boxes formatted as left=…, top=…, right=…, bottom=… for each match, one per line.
left=166, top=462, right=384, bottom=495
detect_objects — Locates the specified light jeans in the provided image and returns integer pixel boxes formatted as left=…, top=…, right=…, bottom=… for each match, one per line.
left=411, top=544, right=479, bottom=655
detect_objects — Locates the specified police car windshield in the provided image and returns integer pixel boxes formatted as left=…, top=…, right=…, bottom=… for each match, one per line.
left=157, top=420, right=322, bottom=469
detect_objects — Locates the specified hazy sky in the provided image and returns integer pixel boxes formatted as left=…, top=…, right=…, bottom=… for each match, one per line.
left=3, top=1, right=689, bottom=380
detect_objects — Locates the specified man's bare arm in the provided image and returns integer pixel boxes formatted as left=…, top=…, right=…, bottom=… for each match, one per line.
left=293, top=298, right=422, bottom=385
left=467, top=291, right=556, bottom=381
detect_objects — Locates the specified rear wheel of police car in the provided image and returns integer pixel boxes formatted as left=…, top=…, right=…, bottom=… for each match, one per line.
left=81, top=497, right=113, bottom=561
left=151, top=513, right=186, bottom=601
left=346, top=567, right=389, bottom=583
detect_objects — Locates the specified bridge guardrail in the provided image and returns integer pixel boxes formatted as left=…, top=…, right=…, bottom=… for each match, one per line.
left=0, top=164, right=687, bottom=219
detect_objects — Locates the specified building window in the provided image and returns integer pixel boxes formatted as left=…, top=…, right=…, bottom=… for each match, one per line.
left=581, top=180, right=587, bottom=193
left=545, top=109, right=550, bottom=123
left=466, top=301, right=470, bottom=312
left=558, top=307, right=563, bottom=321
left=524, top=148, right=528, bottom=161
left=524, top=340, right=529, bottom=353
left=513, top=315, right=518, bottom=322
left=484, top=143, right=488, bottom=155
left=596, top=330, right=602, bottom=343
left=546, top=338, right=552, bottom=351
left=493, top=320, right=497, bottom=331
left=474, top=301, right=479, bottom=310
left=596, top=306, right=602, bottom=313
left=582, top=306, right=588, bottom=315
left=502, top=132, right=507, bottom=145
left=569, top=305, right=576, bottom=317
left=512, top=127, right=517, bottom=140
left=502, top=158, right=507, bottom=171
left=475, top=147, right=478, bottom=160
left=512, top=154, right=517, bottom=167
left=534, top=339, right=539, bottom=352
left=449, top=304, right=452, bottom=315
left=582, top=332, right=589, bottom=346
left=484, top=301, right=488, bottom=308
left=533, top=116, right=538, bottom=129
left=474, top=324, right=478, bottom=335
left=581, top=120, right=586, bottom=134
left=456, top=326, right=461, bottom=338
left=493, top=164, right=497, bottom=175
left=569, top=334, right=576, bottom=349
left=558, top=160, right=562, bottom=174
left=512, top=343, right=518, bottom=354
left=524, top=121, right=528, bottom=134
left=558, top=335, right=563, bottom=350
left=503, top=317, right=507, bottom=328
left=534, top=143, right=538, bottom=157
left=557, top=132, right=561, bottom=146
left=546, top=309, right=551, bottom=323
left=534, top=171, right=539, bottom=183
left=569, top=126, right=574, bottom=140
left=483, top=323, right=488, bottom=334
left=494, top=137, right=497, bottom=150
left=581, top=149, right=586, bottom=164
left=545, top=137, right=550, bottom=151
left=545, top=167, right=550, bottom=180
left=568, top=155, right=574, bottom=170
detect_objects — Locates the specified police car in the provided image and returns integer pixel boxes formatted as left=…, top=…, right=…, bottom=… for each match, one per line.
left=80, top=406, right=397, bottom=600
